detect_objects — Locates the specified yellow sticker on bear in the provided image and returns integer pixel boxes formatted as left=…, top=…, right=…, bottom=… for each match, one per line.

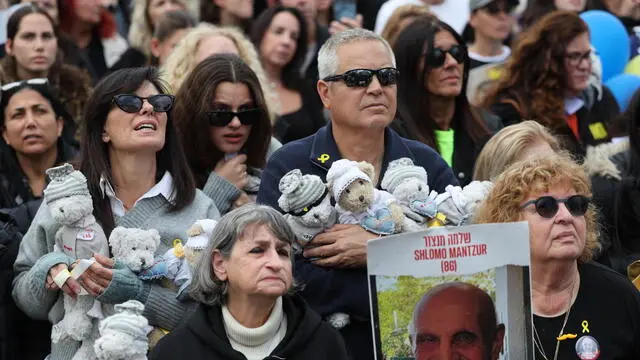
left=588, top=122, right=608, bottom=140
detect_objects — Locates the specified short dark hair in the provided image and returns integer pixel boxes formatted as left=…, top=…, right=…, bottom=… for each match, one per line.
left=79, top=67, right=196, bottom=235
left=7, top=3, right=59, bottom=41
left=251, top=6, right=308, bottom=91
left=173, top=54, right=272, bottom=188
left=153, top=9, right=196, bottom=42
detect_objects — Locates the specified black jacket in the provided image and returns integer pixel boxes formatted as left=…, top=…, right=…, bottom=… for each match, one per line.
left=150, top=295, right=348, bottom=360
left=490, top=85, right=619, bottom=159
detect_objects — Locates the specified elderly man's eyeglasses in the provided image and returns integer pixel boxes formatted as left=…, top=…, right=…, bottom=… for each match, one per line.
left=520, top=195, right=591, bottom=218
left=112, top=94, right=175, bottom=113
left=323, top=67, right=399, bottom=87
left=565, top=50, right=592, bottom=67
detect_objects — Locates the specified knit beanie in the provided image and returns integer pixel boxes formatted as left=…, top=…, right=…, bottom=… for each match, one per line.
left=381, top=157, right=428, bottom=193
left=325, top=159, right=371, bottom=202
left=43, top=163, right=90, bottom=203
left=185, top=219, right=218, bottom=250
left=278, top=169, right=327, bottom=214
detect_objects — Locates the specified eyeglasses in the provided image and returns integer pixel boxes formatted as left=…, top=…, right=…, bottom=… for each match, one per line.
left=520, top=195, right=591, bottom=218
left=112, top=94, right=175, bottom=113
left=426, top=45, right=466, bottom=68
left=1, top=78, right=48, bottom=92
left=565, top=50, right=593, bottom=67
left=322, top=67, right=399, bottom=88
left=207, top=109, right=262, bottom=127
left=481, top=1, right=517, bottom=15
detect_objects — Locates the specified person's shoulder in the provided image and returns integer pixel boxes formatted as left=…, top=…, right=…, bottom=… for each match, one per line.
left=150, top=323, right=195, bottom=359
left=401, top=137, right=445, bottom=164
left=268, top=133, right=316, bottom=163
left=581, top=262, right=640, bottom=297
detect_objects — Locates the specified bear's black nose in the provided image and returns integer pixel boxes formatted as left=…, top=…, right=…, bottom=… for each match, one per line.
left=59, top=207, right=64, bottom=213
left=141, top=259, right=146, bottom=267
left=359, top=195, right=365, bottom=202
left=313, top=214, right=319, bottom=219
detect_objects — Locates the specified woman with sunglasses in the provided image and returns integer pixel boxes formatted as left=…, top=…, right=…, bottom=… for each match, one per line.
left=12, top=66, right=221, bottom=359
left=483, top=11, right=620, bottom=159
left=174, top=54, right=276, bottom=215
left=475, top=154, right=640, bottom=360
left=251, top=6, right=326, bottom=144
left=392, top=16, right=496, bottom=186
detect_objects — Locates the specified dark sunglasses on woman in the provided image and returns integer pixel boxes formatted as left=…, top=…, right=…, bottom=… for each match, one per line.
left=207, top=109, right=262, bottom=127
left=113, top=94, right=175, bottom=113
left=482, top=1, right=517, bottom=15
left=520, top=195, right=591, bottom=218
left=322, top=67, right=399, bottom=88
left=426, top=45, right=466, bottom=68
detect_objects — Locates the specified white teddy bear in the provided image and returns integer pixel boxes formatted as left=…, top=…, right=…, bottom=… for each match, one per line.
left=434, top=181, right=494, bottom=226
left=109, top=227, right=162, bottom=274
left=381, top=157, right=438, bottom=231
left=44, top=163, right=110, bottom=360
left=94, top=300, right=152, bottom=360
left=277, top=169, right=337, bottom=248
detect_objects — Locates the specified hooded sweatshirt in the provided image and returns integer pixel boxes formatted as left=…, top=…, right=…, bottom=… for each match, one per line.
left=149, top=294, right=349, bottom=360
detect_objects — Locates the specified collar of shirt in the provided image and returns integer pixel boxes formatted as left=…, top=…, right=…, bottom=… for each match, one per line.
left=565, top=97, right=585, bottom=115
left=99, top=171, right=175, bottom=217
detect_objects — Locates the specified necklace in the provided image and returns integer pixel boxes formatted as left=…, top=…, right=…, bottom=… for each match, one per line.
left=532, top=278, right=578, bottom=360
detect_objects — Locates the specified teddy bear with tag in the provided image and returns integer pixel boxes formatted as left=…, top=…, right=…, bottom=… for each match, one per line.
left=93, top=300, right=152, bottom=360
left=434, top=181, right=494, bottom=226
left=44, top=163, right=110, bottom=360
left=278, top=169, right=337, bottom=248
left=326, top=159, right=405, bottom=235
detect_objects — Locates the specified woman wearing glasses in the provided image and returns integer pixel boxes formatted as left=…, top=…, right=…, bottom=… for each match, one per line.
left=174, top=54, right=276, bottom=215
left=475, top=155, right=640, bottom=359
left=251, top=6, right=326, bottom=144
left=392, top=16, right=495, bottom=186
left=12, top=66, right=220, bottom=359
left=483, top=11, right=620, bottom=159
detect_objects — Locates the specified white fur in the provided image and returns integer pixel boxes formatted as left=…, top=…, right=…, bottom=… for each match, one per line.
left=109, top=227, right=161, bottom=272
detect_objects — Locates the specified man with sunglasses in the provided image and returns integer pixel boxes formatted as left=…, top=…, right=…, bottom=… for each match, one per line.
left=257, top=28, right=457, bottom=360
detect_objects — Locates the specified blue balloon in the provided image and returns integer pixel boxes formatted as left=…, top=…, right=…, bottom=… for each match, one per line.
left=605, top=74, right=640, bottom=111
left=581, top=10, right=630, bottom=82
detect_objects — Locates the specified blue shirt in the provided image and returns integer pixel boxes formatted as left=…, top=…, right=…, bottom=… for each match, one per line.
left=257, top=123, right=457, bottom=360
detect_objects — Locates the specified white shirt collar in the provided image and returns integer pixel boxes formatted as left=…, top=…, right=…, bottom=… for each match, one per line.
left=565, top=97, right=585, bottom=115
left=99, top=171, right=175, bottom=217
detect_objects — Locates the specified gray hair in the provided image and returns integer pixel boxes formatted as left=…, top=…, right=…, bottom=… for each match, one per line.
left=317, top=28, right=396, bottom=80
left=190, top=204, right=298, bottom=306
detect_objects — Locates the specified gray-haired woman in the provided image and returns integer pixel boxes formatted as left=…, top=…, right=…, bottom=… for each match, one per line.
left=150, top=204, right=349, bottom=360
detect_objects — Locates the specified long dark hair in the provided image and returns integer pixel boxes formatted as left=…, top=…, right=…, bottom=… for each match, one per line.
left=79, top=67, right=195, bottom=235
left=520, top=0, right=557, bottom=29
left=393, top=16, right=489, bottom=150
left=251, top=6, right=308, bottom=92
left=173, top=54, right=272, bottom=188
left=7, top=4, right=59, bottom=40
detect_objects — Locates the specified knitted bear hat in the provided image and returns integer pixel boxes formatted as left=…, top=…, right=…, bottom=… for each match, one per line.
left=325, top=159, right=372, bottom=202
left=381, top=157, right=428, bottom=193
left=278, top=169, right=327, bottom=214
left=43, top=163, right=90, bottom=203
left=185, top=219, right=218, bottom=250
left=98, top=300, right=152, bottom=340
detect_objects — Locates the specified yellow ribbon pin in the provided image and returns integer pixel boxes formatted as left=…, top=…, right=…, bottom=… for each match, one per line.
left=317, top=154, right=330, bottom=164
left=582, top=320, right=590, bottom=333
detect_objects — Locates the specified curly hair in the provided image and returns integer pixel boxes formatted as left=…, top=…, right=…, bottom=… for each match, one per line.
left=482, top=11, right=589, bottom=130
left=128, top=0, right=200, bottom=57
left=380, top=4, right=433, bottom=48
left=474, top=155, right=600, bottom=262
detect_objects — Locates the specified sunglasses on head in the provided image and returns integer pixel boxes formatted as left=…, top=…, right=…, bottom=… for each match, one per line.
left=481, top=1, right=516, bottom=15
left=112, top=94, right=175, bottom=113
left=207, top=108, right=262, bottom=127
left=322, top=67, right=399, bottom=88
left=426, top=45, right=466, bottom=68
left=520, top=195, right=591, bottom=218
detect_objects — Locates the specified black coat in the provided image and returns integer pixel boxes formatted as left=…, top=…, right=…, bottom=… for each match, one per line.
left=150, top=294, right=349, bottom=360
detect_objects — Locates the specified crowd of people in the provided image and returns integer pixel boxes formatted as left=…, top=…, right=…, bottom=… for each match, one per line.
left=0, top=0, right=638, bottom=359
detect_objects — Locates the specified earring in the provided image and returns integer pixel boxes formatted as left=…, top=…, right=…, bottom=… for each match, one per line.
left=102, top=132, right=109, bottom=142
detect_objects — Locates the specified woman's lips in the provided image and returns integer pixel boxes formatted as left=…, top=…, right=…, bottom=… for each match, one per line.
left=223, top=134, right=244, bottom=144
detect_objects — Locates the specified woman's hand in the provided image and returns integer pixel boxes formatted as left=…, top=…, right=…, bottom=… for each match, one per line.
left=78, top=254, right=114, bottom=297
left=214, top=154, right=249, bottom=189
left=46, top=263, right=82, bottom=298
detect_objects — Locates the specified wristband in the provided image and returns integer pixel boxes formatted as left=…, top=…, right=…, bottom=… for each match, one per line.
left=53, top=269, right=71, bottom=288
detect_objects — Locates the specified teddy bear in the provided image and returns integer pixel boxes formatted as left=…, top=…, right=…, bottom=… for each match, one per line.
left=434, top=181, right=494, bottom=226
left=45, top=163, right=110, bottom=359
left=93, top=300, right=152, bottom=360
left=326, top=159, right=405, bottom=235
left=108, top=227, right=164, bottom=278
left=277, top=169, right=337, bottom=248
left=381, top=157, right=439, bottom=230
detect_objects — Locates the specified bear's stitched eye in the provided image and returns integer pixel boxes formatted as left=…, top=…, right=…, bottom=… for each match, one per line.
left=131, top=247, right=137, bottom=251
left=418, top=185, right=423, bottom=191
left=345, top=189, right=351, bottom=194
left=358, top=180, right=364, bottom=185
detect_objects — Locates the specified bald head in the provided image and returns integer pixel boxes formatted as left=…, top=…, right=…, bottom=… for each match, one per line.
left=409, top=282, right=505, bottom=360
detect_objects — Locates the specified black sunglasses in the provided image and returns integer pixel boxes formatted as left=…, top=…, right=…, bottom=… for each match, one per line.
left=207, top=109, right=262, bottom=127
left=520, top=195, right=591, bottom=218
left=322, top=67, right=399, bottom=87
left=113, top=94, right=175, bottom=113
left=481, top=1, right=517, bottom=15
left=426, top=45, right=466, bottom=68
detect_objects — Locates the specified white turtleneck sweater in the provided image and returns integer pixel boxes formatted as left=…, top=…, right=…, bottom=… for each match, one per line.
left=221, top=297, right=288, bottom=360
